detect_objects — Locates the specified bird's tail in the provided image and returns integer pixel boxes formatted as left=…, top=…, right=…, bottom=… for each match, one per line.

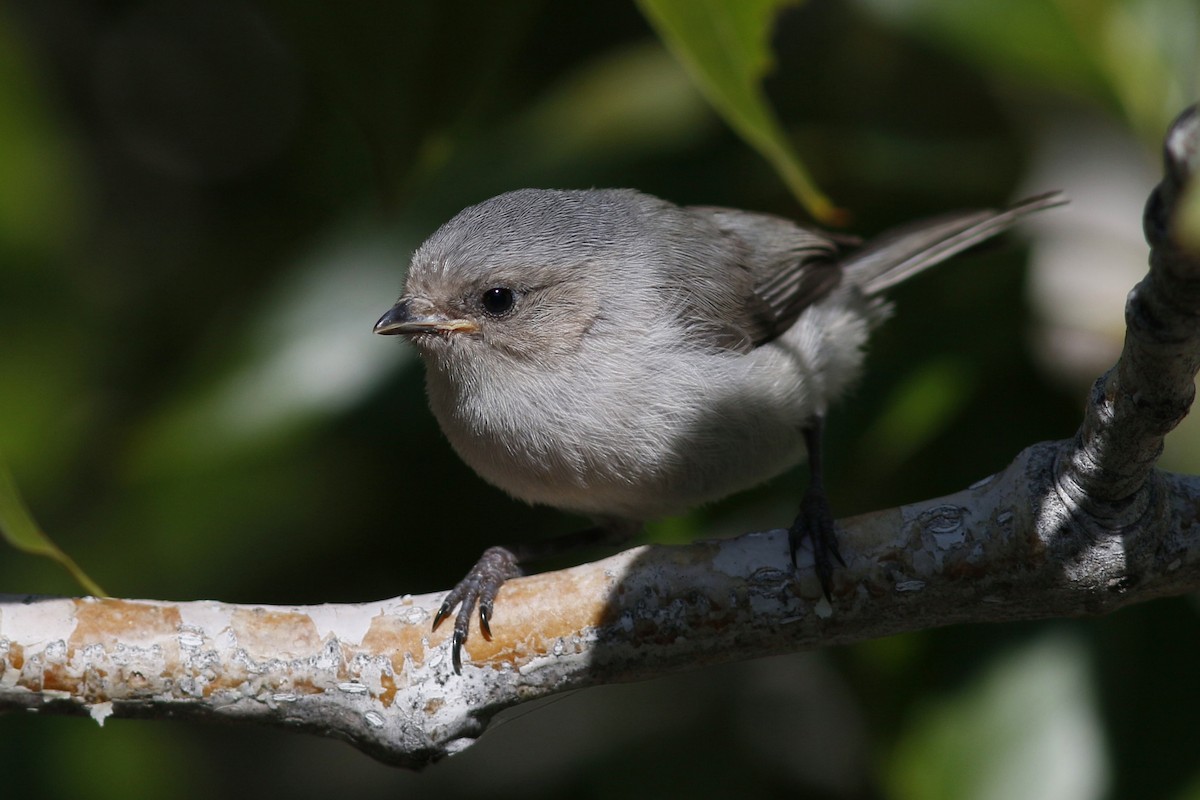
left=842, top=191, right=1068, bottom=295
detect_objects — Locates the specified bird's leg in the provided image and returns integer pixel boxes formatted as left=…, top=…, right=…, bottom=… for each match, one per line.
left=788, top=416, right=845, bottom=600
left=433, top=521, right=638, bottom=673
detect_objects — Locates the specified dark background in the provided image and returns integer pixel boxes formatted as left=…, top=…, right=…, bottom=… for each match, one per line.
left=1, top=1, right=1197, bottom=797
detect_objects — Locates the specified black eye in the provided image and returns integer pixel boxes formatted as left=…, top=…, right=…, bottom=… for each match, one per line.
left=481, top=287, right=516, bottom=316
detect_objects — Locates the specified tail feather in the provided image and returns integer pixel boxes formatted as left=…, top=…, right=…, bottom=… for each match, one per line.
left=844, top=191, right=1067, bottom=295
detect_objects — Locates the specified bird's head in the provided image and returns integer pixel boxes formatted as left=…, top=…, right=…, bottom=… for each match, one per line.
left=374, top=189, right=661, bottom=369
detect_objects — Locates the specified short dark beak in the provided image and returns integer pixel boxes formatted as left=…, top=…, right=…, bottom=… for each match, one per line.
left=373, top=299, right=478, bottom=336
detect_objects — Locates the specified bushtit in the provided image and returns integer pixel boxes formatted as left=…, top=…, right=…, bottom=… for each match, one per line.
left=375, top=187, right=1065, bottom=671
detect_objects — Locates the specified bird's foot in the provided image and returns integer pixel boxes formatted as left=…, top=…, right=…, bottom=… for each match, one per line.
left=432, top=545, right=522, bottom=674
left=787, top=486, right=845, bottom=601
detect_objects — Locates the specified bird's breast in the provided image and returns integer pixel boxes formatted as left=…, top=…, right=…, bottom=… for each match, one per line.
left=421, top=341, right=816, bottom=520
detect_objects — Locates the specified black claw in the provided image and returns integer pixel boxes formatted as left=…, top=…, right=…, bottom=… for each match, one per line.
left=433, top=546, right=523, bottom=673
left=791, top=417, right=845, bottom=600
left=451, top=630, right=464, bottom=674
left=788, top=485, right=843, bottom=600
left=479, top=604, right=492, bottom=639
left=432, top=600, right=452, bottom=631
left=817, top=566, right=834, bottom=603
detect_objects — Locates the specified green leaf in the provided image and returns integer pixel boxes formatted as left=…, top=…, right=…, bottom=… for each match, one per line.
left=0, top=460, right=106, bottom=596
left=636, top=0, right=845, bottom=224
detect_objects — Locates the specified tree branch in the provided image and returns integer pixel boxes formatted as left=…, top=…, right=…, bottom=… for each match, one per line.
left=3, top=104, right=1198, bottom=769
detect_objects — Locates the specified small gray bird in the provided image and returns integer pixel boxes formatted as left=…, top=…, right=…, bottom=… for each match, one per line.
left=375, top=187, right=1065, bottom=672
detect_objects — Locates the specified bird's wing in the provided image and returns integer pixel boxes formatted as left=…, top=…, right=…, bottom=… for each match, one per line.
left=687, top=206, right=856, bottom=347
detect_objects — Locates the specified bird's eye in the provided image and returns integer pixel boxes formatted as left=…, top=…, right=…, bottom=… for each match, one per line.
left=481, top=287, right=516, bottom=316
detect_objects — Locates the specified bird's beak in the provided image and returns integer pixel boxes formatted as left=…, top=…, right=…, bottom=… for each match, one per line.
left=373, top=299, right=479, bottom=336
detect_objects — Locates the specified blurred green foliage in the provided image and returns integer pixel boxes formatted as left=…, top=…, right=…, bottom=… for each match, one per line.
left=0, top=0, right=1197, bottom=798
